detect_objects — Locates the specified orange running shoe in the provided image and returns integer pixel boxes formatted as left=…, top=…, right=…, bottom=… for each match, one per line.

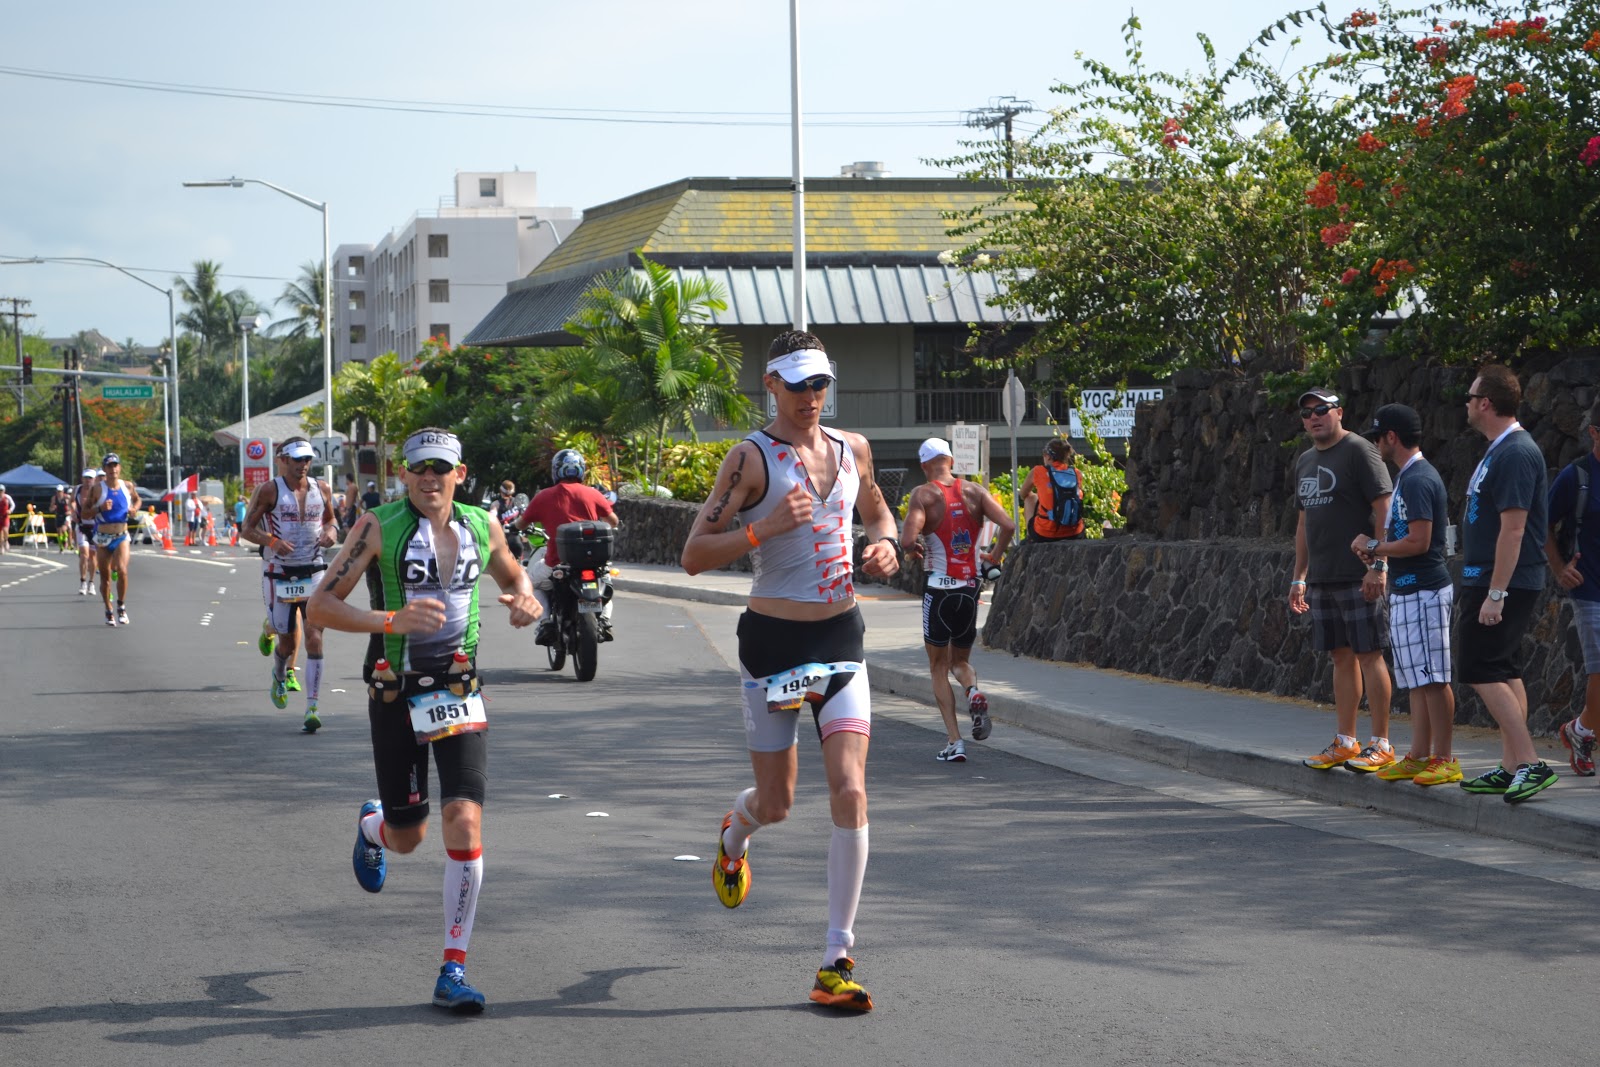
left=1344, top=743, right=1396, bottom=773
left=1303, top=737, right=1362, bottom=770
left=810, top=957, right=873, bottom=1012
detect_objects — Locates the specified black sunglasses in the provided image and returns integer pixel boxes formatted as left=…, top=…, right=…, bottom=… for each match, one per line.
left=1299, top=403, right=1336, bottom=418
left=1465, top=392, right=1487, bottom=401
left=779, top=374, right=834, bottom=394
left=406, top=459, right=457, bottom=475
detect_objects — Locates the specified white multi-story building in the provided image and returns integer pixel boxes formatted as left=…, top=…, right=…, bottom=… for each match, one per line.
left=332, top=170, right=575, bottom=366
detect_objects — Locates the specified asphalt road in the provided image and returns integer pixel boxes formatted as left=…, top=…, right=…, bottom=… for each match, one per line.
left=2, top=545, right=1598, bottom=1067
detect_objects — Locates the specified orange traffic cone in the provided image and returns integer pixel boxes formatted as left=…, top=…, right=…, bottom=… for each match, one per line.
left=230, top=527, right=239, bottom=546
left=183, top=528, right=192, bottom=546
left=162, top=527, right=174, bottom=551
left=207, top=523, right=217, bottom=547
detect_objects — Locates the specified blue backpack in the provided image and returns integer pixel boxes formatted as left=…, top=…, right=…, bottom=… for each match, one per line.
left=1046, top=467, right=1082, bottom=531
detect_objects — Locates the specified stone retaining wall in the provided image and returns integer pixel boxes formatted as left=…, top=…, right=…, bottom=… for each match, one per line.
left=980, top=536, right=1588, bottom=735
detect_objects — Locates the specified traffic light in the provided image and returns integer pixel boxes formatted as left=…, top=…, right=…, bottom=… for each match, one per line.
left=21, top=355, right=31, bottom=384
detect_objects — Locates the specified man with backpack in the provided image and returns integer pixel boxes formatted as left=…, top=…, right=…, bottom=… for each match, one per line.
left=1547, top=399, right=1600, bottom=780
left=1022, top=439, right=1085, bottom=541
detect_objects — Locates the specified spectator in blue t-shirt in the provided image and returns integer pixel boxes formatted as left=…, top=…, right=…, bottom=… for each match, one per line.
left=1456, top=365, right=1554, bottom=803
left=1352, top=404, right=1460, bottom=786
left=1547, top=399, right=1600, bottom=779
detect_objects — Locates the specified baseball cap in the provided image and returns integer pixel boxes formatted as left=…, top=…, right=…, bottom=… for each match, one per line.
left=102, top=453, right=121, bottom=466
left=765, top=346, right=834, bottom=384
left=280, top=439, right=315, bottom=460
left=1365, top=403, right=1423, bottom=440
left=918, top=437, right=953, bottom=464
left=366, top=480, right=376, bottom=488
left=402, top=428, right=462, bottom=466
left=1296, top=389, right=1339, bottom=409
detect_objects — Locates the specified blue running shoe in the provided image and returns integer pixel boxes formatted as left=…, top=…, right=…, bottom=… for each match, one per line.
left=352, top=800, right=386, bottom=893
left=433, top=962, right=486, bottom=1013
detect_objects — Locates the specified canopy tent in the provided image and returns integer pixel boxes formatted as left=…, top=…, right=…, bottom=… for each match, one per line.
left=0, top=463, right=67, bottom=490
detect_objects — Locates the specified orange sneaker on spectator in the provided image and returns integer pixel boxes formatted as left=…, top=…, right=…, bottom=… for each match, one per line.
left=1303, top=737, right=1362, bottom=770
left=1344, top=743, right=1396, bottom=773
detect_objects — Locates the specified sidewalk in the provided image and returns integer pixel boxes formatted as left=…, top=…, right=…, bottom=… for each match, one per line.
left=614, top=562, right=1600, bottom=860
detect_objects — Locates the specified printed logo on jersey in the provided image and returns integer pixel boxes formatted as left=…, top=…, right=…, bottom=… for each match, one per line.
left=402, top=547, right=482, bottom=589
left=1299, top=465, right=1338, bottom=508
left=1394, top=573, right=1417, bottom=588
left=1463, top=565, right=1484, bottom=579
left=951, top=528, right=973, bottom=557
left=1467, top=456, right=1490, bottom=523
left=1390, top=492, right=1410, bottom=542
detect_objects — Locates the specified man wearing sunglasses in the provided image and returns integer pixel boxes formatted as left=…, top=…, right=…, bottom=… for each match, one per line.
left=682, top=329, right=900, bottom=1012
left=1290, top=389, right=1397, bottom=773
left=309, top=427, right=540, bottom=1014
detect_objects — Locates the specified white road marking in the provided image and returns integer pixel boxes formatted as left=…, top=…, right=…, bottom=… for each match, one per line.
left=138, top=553, right=235, bottom=570
left=199, top=613, right=214, bottom=627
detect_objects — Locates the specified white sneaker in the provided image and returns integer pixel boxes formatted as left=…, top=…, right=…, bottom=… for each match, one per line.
left=936, top=740, right=967, bottom=763
left=78, top=582, right=87, bottom=596
left=116, top=607, right=129, bottom=626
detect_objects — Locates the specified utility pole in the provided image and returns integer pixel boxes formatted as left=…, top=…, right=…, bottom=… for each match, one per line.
left=3, top=297, right=36, bottom=415
left=964, top=96, right=1034, bottom=180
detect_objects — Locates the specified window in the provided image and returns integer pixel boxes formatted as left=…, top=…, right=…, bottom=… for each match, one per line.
left=479, top=178, right=497, bottom=198
left=429, top=324, right=451, bottom=346
left=347, top=255, right=364, bottom=278
left=349, top=290, right=365, bottom=311
left=349, top=325, right=366, bottom=344
left=427, top=234, right=448, bottom=258
left=913, top=328, right=1005, bottom=424
left=429, top=280, right=450, bottom=303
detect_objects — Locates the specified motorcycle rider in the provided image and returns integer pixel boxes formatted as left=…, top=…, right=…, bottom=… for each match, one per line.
left=486, top=480, right=527, bottom=562
left=513, top=450, right=618, bottom=644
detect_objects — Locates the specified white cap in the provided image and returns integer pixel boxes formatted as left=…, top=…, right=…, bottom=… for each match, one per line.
left=918, top=437, right=953, bottom=464
left=402, top=428, right=462, bottom=465
left=765, top=347, right=833, bottom=384
left=280, top=439, right=315, bottom=460
left=82, top=468, right=97, bottom=478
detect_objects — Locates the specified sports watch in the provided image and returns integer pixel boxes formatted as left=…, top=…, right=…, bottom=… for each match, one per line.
left=1364, top=538, right=1380, bottom=553
left=877, top=537, right=902, bottom=555
left=1487, top=588, right=1508, bottom=602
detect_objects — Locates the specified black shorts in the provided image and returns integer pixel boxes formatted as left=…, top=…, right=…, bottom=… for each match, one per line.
left=1308, top=581, right=1388, bottom=654
left=1456, top=585, right=1539, bottom=684
left=922, top=582, right=979, bottom=648
left=367, top=670, right=487, bottom=828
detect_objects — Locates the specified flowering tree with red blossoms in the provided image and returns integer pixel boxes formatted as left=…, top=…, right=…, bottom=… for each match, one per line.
left=1290, top=0, right=1600, bottom=361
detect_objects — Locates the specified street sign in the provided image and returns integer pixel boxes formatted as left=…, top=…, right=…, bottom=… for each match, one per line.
left=1000, top=375, right=1027, bottom=429
left=947, top=422, right=988, bottom=477
left=103, top=384, right=154, bottom=399
left=242, top=437, right=274, bottom=495
left=311, top=436, right=345, bottom=466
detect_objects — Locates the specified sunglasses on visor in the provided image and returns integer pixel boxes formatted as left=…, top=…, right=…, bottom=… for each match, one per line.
left=406, top=459, right=458, bottom=475
left=779, top=374, right=834, bottom=394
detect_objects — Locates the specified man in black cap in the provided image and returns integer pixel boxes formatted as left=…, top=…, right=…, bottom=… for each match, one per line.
left=1353, top=404, right=1460, bottom=786
left=1289, top=388, right=1396, bottom=772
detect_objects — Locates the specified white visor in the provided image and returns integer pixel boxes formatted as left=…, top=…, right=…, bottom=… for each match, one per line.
left=403, top=429, right=462, bottom=466
left=280, top=440, right=315, bottom=460
left=766, top=348, right=834, bottom=384
left=82, top=468, right=97, bottom=478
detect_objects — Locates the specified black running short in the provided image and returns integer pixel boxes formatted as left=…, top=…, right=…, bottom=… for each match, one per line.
left=1456, top=585, right=1539, bottom=684
left=367, top=667, right=487, bottom=828
left=922, top=581, right=979, bottom=649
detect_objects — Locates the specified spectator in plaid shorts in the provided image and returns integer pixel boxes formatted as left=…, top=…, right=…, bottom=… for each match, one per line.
left=1546, top=399, right=1600, bottom=780
left=1351, top=404, right=1460, bottom=786
left=1289, top=388, right=1396, bottom=772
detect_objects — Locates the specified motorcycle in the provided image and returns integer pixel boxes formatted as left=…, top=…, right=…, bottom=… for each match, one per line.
left=542, top=520, right=614, bottom=682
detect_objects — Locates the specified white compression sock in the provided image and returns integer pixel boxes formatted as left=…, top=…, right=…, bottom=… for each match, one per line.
left=361, top=808, right=386, bottom=847
left=824, top=824, right=869, bottom=968
left=722, top=787, right=761, bottom=860
left=443, top=847, right=483, bottom=965
left=306, top=655, right=324, bottom=702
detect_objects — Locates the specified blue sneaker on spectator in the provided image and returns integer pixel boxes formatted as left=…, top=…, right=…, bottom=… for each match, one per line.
left=433, top=962, right=486, bottom=1013
left=352, top=800, right=386, bottom=893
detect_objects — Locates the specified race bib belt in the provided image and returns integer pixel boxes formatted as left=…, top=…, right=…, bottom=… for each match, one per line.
left=407, top=689, right=487, bottom=744
left=745, top=660, right=864, bottom=713
left=274, top=576, right=314, bottom=603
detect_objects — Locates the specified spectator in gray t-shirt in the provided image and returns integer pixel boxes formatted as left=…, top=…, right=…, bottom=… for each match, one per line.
left=1289, top=388, right=1396, bottom=773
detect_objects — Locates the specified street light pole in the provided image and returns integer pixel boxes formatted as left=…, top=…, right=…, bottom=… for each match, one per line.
left=789, top=0, right=807, bottom=332
left=183, top=177, right=335, bottom=488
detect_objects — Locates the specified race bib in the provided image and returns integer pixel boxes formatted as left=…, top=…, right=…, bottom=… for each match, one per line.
left=745, top=660, right=864, bottom=713
left=92, top=531, right=119, bottom=548
left=926, top=574, right=971, bottom=590
left=274, top=577, right=313, bottom=603
left=407, top=689, right=488, bottom=744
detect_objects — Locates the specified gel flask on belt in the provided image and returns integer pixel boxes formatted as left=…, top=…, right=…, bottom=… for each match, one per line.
left=371, top=657, right=399, bottom=703
left=447, top=649, right=470, bottom=696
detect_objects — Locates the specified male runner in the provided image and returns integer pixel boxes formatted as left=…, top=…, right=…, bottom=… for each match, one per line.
left=73, top=469, right=99, bottom=594
left=308, top=427, right=540, bottom=1013
left=51, top=484, right=71, bottom=553
left=682, top=330, right=900, bottom=1012
left=900, top=437, right=1015, bottom=762
left=87, top=454, right=135, bottom=626
left=241, top=437, right=338, bottom=730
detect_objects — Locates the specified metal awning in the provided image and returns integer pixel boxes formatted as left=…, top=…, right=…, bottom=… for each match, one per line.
left=464, top=264, right=1039, bottom=348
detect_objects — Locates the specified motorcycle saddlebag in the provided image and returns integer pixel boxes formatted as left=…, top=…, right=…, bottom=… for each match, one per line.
left=555, top=520, right=613, bottom=568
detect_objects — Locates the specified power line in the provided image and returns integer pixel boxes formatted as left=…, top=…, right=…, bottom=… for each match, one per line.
left=965, top=96, right=1035, bottom=179
left=0, top=65, right=966, bottom=128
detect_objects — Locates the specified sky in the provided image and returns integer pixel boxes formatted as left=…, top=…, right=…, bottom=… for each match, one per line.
left=1, top=0, right=1323, bottom=342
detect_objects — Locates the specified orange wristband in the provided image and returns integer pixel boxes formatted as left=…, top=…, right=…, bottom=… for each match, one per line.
left=745, top=524, right=761, bottom=548
left=383, top=611, right=396, bottom=634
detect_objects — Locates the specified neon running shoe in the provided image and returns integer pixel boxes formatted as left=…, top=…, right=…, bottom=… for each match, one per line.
left=1375, top=756, right=1429, bottom=782
left=116, top=607, right=129, bottom=627
left=968, top=689, right=992, bottom=741
left=1303, top=737, right=1361, bottom=770
left=936, top=740, right=967, bottom=762
left=712, top=812, right=751, bottom=909
left=810, top=958, right=873, bottom=1012
left=1344, top=744, right=1395, bottom=773
left=433, top=962, right=486, bottom=1013
left=258, top=623, right=275, bottom=657
left=1504, top=761, right=1558, bottom=804
left=285, top=668, right=301, bottom=693
left=352, top=800, right=386, bottom=893
left=1460, top=765, right=1515, bottom=794
left=271, top=676, right=289, bottom=710
left=1558, top=719, right=1596, bottom=777
left=302, top=705, right=321, bottom=734
left=1413, top=757, right=1463, bottom=787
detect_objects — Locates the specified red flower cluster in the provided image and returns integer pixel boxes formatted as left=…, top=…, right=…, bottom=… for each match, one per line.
left=1414, top=36, right=1450, bottom=62
left=1305, top=171, right=1340, bottom=208
left=1161, top=117, right=1190, bottom=151
left=1371, top=258, right=1416, bottom=283
left=1340, top=267, right=1362, bottom=285
left=1485, top=19, right=1520, bottom=39
left=1388, top=180, right=1409, bottom=203
left=1582, top=136, right=1600, bottom=168
left=1504, top=82, right=1526, bottom=96
left=1439, top=74, right=1477, bottom=120
left=1585, top=30, right=1600, bottom=52
left=1320, top=222, right=1354, bottom=247
left=1415, top=115, right=1435, bottom=138
left=1356, top=130, right=1388, bottom=152
left=1347, top=9, right=1378, bottom=27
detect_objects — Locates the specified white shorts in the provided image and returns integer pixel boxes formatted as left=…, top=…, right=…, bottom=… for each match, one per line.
left=1389, top=585, right=1454, bottom=689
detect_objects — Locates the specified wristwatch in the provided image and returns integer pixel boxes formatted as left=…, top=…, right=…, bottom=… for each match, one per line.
left=877, top=536, right=902, bottom=555
left=1364, top=538, right=1380, bottom=553
left=1368, top=560, right=1387, bottom=573
left=1487, top=588, right=1507, bottom=602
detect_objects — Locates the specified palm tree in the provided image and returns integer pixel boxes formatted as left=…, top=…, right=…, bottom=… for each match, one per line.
left=552, top=255, right=755, bottom=492
left=174, top=260, right=259, bottom=364
left=269, top=261, right=326, bottom=343
left=301, top=352, right=425, bottom=475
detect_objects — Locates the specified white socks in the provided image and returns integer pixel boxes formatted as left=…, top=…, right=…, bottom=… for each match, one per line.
left=361, top=808, right=386, bottom=847
left=722, top=787, right=761, bottom=860
left=443, top=847, right=483, bottom=966
left=825, top=824, right=868, bottom=968
left=306, top=655, right=323, bottom=703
